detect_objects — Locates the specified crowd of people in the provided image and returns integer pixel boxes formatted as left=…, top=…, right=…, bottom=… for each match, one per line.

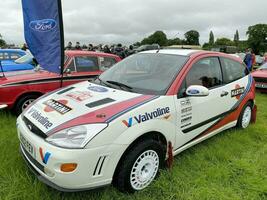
left=65, top=42, right=135, bottom=59
left=243, top=49, right=267, bottom=71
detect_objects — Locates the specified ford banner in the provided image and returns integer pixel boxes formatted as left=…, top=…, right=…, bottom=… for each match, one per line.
left=21, top=0, right=64, bottom=74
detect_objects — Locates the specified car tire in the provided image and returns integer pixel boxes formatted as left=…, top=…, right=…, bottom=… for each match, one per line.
left=14, top=94, right=39, bottom=116
left=237, top=101, right=253, bottom=129
left=113, top=139, right=165, bottom=193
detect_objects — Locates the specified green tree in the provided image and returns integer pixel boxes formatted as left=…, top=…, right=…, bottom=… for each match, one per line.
left=184, top=30, right=200, bottom=45
left=167, top=37, right=182, bottom=46
left=0, top=33, right=6, bottom=47
left=141, top=31, right=168, bottom=46
left=209, top=31, right=214, bottom=45
left=247, top=24, right=267, bottom=54
left=215, top=37, right=235, bottom=46
left=234, top=30, right=239, bottom=44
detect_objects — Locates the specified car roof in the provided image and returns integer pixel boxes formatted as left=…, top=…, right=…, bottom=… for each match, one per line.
left=65, top=50, right=119, bottom=58
left=139, top=49, right=201, bottom=56
left=0, top=49, right=25, bottom=53
left=139, top=49, right=243, bottom=62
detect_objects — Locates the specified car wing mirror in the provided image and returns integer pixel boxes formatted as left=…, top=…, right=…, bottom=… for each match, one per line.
left=186, top=85, right=209, bottom=97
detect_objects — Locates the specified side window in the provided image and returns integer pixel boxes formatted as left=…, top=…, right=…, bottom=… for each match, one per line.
left=2, top=53, right=9, bottom=60
left=220, top=57, right=248, bottom=83
left=99, top=57, right=116, bottom=71
left=0, top=53, right=3, bottom=60
left=75, top=56, right=99, bottom=72
left=186, top=57, right=223, bottom=89
left=66, top=59, right=75, bottom=72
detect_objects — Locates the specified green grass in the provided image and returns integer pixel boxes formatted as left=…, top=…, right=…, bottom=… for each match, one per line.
left=0, top=93, right=267, bottom=200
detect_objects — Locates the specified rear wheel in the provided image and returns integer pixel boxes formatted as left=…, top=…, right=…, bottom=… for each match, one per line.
left=113, top=139, right=165, bottom=193
left=14, top=94, right=39, bottom=116
left=237, top=101, right=252, bottom=129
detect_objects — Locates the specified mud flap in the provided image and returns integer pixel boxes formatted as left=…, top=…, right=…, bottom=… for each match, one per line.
left=251, top=104, right=257, bottom=123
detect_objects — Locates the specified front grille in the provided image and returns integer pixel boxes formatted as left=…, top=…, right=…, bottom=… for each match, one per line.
left=23, top=116, right=47, bottom=139
left=21, top=145, right=45, bottom=173
left=254, top=77, right=267, bottom=83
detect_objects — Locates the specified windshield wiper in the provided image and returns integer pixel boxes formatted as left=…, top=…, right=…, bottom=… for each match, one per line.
left=106, top=80, right=133, bottom=91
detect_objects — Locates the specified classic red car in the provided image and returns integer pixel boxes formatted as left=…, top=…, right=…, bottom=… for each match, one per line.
left=251, top=63, right=267, bottom=93
left=0, top=50, right=121, bottom=115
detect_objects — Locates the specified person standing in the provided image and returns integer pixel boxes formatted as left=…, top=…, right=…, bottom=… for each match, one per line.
left=75, top=42, right=82, bottom=50
left=243, top=49, right=252, bottom=71
left=65, top=42, right=73, bottom=50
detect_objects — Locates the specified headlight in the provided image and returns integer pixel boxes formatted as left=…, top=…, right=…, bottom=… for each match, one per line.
left=46, top=124, right=108, bottom=149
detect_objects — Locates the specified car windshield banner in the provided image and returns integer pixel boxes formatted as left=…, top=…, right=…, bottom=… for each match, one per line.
left=21, top=0, right=64, bottom=74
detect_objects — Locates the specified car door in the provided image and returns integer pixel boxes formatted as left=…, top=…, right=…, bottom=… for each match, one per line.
left=62, top=55, right=101, bottom=87
left=219, top=56, right=250, bottom=112
left=175, top=56, right=229, bottom=148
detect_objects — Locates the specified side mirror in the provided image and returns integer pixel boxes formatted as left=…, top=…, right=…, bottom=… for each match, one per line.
left=186, top=85, right=209, bottom=97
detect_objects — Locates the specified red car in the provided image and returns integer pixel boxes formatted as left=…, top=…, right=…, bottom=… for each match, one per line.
left=0, top=50, right=121, bottom=115
left=251, top=63, right=267, bottom=93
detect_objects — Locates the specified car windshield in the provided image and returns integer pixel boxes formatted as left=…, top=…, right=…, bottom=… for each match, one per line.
left=98, top=53, right=188, bottom=95
left=15, top=53, right=33, bottom=64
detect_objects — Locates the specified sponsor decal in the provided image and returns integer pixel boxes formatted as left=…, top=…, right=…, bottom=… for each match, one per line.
left=29, top=19, right=57, bottom=32
left=88, top=86, right=108, bottom=93
left=43, top=99, right=72, bottom=115
left=180, top=99, right=191, bottom=107
left=66, top=91, right=93, bottom=102
left=28, top=108, right=53, bottom=129
left=181, top=123, right=192, bottom=129
left=181, top=116, right=192, bottom=124
left=39, top=147, right=51, bottom=164
left=231, top=85, right=245, bottom=99
left=181, top=106, right=192, bottom=114
left=122, top=107, right=170, bottom=127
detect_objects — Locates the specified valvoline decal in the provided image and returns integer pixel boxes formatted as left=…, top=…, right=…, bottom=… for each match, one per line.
left=39, top=147, right=51, bottom=164
left=29, top=19, right=57, bottom=32
left=122, top=107, right=170, bottom=127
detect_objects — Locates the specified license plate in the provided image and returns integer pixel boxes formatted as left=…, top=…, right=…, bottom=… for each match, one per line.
left=256, top=83, right=267, bottom=89
left=20, top=133, right=35, bottom=159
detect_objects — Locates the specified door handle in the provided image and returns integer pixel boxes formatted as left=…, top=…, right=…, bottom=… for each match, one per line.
left=220, top=91, right=229, bottom=97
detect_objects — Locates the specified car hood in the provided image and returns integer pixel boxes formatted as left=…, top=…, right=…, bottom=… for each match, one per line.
left=23, top=82, right=155, bottom=135
left=252, top=70, right=267, bottom=78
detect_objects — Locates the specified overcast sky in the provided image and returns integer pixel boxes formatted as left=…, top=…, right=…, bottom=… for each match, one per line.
left=1, top=0, right=267, bottom=46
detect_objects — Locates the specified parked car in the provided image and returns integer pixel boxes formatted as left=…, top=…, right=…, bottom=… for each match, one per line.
left=0, top=52, right=37, bottom=72
left=17, top=50, right=256, bottom=193
left=0, top=50, right=121, bottom=114
left=251, top=62, right=267, bottom=93
left=0, top=49, right=26, bottom=62
left=135, top=44, right=160, bottom=53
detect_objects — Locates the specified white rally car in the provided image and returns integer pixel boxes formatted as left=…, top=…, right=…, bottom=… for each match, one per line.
left=17, top=50, right=256, bottom=193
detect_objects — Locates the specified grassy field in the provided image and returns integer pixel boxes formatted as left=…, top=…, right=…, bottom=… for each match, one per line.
left=0, top=93, right=267, bottom=200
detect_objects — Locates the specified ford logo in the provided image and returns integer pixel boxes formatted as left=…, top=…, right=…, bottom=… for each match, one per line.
left=29, top=19, right=57, bottom=32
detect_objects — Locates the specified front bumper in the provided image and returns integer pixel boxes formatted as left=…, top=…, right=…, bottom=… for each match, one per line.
left=17, top=116, right=124, bottom=191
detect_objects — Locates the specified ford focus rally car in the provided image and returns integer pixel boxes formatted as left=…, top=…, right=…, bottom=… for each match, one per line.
left=17, top=50, right=256, bottom=193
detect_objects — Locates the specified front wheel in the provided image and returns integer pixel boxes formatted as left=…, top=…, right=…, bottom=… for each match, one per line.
left=14, top=94, right=39, bottom=116
left=237, top=101, right=252, bottom=129
left=113, top=139, right=165, bottom=193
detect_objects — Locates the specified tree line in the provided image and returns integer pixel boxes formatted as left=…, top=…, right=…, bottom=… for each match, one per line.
left=134, top=24, right=267, bottom=55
